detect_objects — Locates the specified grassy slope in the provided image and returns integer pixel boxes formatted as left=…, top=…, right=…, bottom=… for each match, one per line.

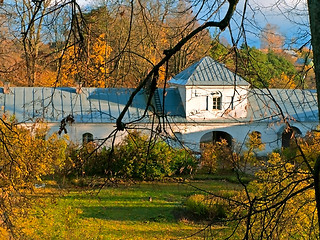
left=15, top=180, right=240, bottom=239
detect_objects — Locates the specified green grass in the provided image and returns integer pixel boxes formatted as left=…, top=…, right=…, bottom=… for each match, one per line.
left=15, top=179, right=241, bottom=239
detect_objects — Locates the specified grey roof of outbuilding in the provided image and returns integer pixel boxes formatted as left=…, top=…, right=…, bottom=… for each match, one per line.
left=157, top=88, right=185, bottom=117
left=0, top=87, right=185, bottom=123
left=247, top=88, right=319, bottom=123
left=295, top=58, right=313, bottom=66
left=169, top=56, right=250, bottom=86
left=0, top=87, right=318, bottom=124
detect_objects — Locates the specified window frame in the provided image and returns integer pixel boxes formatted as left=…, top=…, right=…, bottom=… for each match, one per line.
left=212, top=96, right=222, bottom=110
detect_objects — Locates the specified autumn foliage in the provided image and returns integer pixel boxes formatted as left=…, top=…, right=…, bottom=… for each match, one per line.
left=206, top=130, right=320, bottom=238
left=0, top=116, right=68, bottom=235
left=64, top=131, right=198, bottom=180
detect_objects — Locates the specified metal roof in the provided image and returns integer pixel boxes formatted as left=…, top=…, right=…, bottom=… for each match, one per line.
left=0, top=87, right=318, bottom=124
left=0, top=87, right=186, bottom=124
left=0, top=87, right=147, bottom=123
left=157, top=88, right=185, bottom=117
left=169, top=56, right=250, bottom=86
left=247, top=88, right=319, bottom=123
left=295, top=58, right=313, bottom=66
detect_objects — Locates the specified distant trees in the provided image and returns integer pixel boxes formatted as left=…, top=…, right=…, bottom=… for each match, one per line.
left=164, top=0, right=212, bottom=77
left=58, top=33, right=112, bottom=87
left=18, top=0, right=50, bottom=86
left=0, top=0, right=212, bottom=87
left=260, top=23, right=285, bottom=50
left=0, top=0, right=74, bottom=86
left=81, top=1, right=212, bottom=87
left=210, top=42, right=299, bottom=88
left=0, top=1, right=308, bottom=89
left=239, top=47, right=298, bottom=88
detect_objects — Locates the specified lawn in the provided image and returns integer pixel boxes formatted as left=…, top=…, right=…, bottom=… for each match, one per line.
left=14, top=179, right=241, bottom=239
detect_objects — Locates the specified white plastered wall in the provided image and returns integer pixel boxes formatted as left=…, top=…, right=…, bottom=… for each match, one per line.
left=175, top=85, right=249, bottom=119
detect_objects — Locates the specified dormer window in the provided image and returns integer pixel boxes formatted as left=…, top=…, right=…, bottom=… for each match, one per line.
left=212, top=91, right=222, bottom=110
left=213, top=97, right=221, bottom=110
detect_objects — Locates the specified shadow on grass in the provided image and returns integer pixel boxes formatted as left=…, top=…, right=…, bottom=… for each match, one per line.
left=62, top=194, right=184, bottom=207
left=62, top=194, right=148, bottom=201
left=81, top=205, right=177, bottom=222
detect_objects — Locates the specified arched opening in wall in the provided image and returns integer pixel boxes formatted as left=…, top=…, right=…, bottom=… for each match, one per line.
left=281, top=126, right=302, bottom=148
left=83, top=132, right=93, bottom=145
left=200, top=131, right=233, bottom=147
left=200, top=131, right=233, bottom=172
left=249, top=131, right=262, bottom=144
left=251, top=131, right=261, bottom=139
left=247, top=131, right=265, bottom=152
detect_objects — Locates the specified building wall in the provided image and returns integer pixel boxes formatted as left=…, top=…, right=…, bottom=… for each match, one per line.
left=22, top=118, right=317, bottom=156
left=170, top=121, right=319, bottom=154
left=43, top=123, right=127, bottom=145
left=177, top=85, right=249, bottom=119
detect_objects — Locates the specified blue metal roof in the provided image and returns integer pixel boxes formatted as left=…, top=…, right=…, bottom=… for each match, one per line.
left=157, top=88, right=185, bottom=117
left=0, top=88, right=143, bottom=123
left=247, top=89, right=319, bottom=123
left=0, top=87, right=186, bottom=123
left=169, top=56, right=250, bottom=86
left=0, top=87, right=317, bottom=124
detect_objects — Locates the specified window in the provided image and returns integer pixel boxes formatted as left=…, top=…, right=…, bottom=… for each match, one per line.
left=83, top=132, right=93, bottom=144
left=206, top=96, right=209, bottom=110
left=211, top=91, right=222, bottom=110
left=212, top=96, right=222, bottom=110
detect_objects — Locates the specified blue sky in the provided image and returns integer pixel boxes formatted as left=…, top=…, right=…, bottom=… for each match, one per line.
left=77, top=0, right=310, bottom=49
left=218, top=0, right=310, bottom=48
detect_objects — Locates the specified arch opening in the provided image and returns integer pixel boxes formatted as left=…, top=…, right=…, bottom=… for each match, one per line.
left=200, top=130, right=233, bottom=171
left=200, top=131, right=233, bottom=147
left=281, top=126, right=301, bottom=148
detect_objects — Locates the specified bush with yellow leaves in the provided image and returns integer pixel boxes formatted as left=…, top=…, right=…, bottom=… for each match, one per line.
left=0, top=116, right=68, bottom=237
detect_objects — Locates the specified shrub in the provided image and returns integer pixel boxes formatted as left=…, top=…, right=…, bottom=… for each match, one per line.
left=0, top=117, right=68, bottom=189
left=185, top=194, right=229, bottom=220
left=171, top=148, right=198, bottom=175
left=65, top=131, right=198, bottom=180
left=62, top=143, right=114, bottom=178
left=200, top=139, right=234, bottom=173
left=0, top=116, right=68, bottom=235
left=111, top=131, right=198, bottom=180
left=62, top=142, right=93, bottom=178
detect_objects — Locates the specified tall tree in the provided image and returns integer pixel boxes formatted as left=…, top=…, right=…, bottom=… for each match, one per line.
left=18, top=0, right=52, bottom=86
left=308, top=0, right=320, bottom=231
left=0, top=0, right=76, bottom=86
left=83, top=0, right=212, bottom=87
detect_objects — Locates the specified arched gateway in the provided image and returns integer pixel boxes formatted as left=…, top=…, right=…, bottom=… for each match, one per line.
left=200, top=131, right=233, bottom=147
left=281, top=126, right=302, bottom=148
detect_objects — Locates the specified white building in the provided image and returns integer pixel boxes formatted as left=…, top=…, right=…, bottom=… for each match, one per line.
left=0, top=56, right=318, bottom=154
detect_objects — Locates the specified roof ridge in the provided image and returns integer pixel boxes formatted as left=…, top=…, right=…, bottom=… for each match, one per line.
left=169, top=56, right=250, bottom=86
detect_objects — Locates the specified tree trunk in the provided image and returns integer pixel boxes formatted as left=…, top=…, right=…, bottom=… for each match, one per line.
left=308, top=0, right=320, bottom=122
left=308, top=0, right=320, bottom=233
